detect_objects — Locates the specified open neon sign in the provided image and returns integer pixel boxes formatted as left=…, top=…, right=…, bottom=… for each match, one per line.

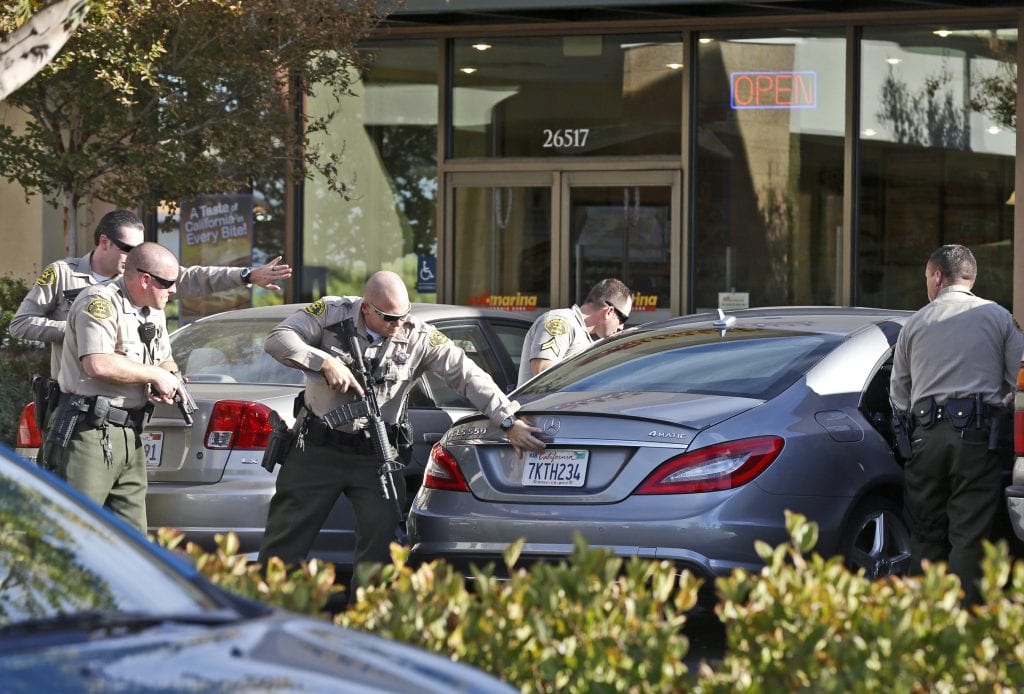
left=730, top=70, right=817, bottom=110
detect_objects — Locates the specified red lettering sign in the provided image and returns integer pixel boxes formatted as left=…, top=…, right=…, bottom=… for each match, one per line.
left=730, top=71, right=817, bottom=110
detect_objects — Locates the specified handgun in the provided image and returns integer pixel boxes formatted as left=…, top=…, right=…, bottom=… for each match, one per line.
left=172, top=372, right=197, bottom=426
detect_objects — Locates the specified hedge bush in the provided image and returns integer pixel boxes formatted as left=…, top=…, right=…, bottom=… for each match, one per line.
left=158, top=516, right=1024, bottom=691
left=0, top=275, right=49, bottom=447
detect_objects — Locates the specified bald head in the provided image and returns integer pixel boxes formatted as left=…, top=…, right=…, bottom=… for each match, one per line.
left=363, top=271, right=410, bottom=309
left=123, top=242, right=179, bottom=309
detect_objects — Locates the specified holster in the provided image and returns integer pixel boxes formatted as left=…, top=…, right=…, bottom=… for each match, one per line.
left=261, top=410, right=297, bottom=473
left=31, top=376, right=59, bottom=432
left=890, top=410, right=913, bottom=462
left=46, top=393, right=91, bottom=448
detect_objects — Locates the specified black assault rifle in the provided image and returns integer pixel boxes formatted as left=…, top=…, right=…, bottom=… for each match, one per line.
left=328, top=318, right=408, bottom=544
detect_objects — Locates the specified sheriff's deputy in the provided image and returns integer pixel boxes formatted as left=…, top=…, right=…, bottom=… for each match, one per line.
left=890, top=243, right=1024, bottom=605
left=518, top=278, right=632, bottom=384
left=47, top=242, right=185, bottom=533
left=11, top=209, right=292, bottom=380
left=257, top=270, right=546, bottom=579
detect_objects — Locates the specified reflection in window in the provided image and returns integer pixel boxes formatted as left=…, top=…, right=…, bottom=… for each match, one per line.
left=304, top=40, right=439, bottom=301
left=694, top=30, right=846, bottom=311
left=858, top=26, right=1016, bottom=309
left=451, top=34, right=683, bottom=158
left=452, top=186, right=552, bottom=311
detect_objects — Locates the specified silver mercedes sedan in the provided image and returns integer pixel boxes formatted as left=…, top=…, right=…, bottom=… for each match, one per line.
left=409, top=307, right=916, bottom=592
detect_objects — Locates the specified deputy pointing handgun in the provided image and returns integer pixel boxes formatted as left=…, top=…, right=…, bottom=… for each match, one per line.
left=44, top=242, right=186, bottom=534
left=257, top=270, right=545, bottom=584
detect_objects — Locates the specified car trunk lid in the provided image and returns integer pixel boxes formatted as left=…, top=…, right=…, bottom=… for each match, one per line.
left=444, top=390, right=762, bottom=504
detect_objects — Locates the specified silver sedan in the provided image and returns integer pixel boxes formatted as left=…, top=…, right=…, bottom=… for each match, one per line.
left=409, top=307, right=916, bottom=593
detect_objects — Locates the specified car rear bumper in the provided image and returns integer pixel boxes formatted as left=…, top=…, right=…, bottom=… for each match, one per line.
left=1006, top=483, right=1024, bottom=542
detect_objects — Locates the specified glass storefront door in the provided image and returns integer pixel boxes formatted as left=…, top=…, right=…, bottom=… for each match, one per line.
left=564, top=172, right=679, bottom=322
left=448, top=170, right=679, bottom=322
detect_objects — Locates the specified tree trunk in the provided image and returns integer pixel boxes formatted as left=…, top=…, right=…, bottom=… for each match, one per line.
left=63, top=188, right=79, bottom=258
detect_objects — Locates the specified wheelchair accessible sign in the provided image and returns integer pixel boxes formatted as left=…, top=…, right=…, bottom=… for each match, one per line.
left=417, top=255, right=437, bottom=294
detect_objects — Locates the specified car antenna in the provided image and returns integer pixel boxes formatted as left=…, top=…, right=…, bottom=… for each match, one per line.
left=712, top=308, right=736, bottom=337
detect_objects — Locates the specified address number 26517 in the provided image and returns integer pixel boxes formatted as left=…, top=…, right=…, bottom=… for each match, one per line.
left=542, top=128, right=590, bottom=149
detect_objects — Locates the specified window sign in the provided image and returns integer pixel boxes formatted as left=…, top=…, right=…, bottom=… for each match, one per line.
left=179, top=194, right=253, bottom=324
left=730, top=70, right=817, bottom=109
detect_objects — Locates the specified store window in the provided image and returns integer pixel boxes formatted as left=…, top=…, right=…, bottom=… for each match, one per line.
left=451, top=34, right=683, bottom=158
left=694, top=29, right=846, bottom=311
left=303, top=40, right=439, bottom=301
left=858, top=26, right=1016, bottom=309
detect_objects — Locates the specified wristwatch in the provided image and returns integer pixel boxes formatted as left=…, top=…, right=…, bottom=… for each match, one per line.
left=500, top=415, right=516, bottom=432
left=240, top=267, right=253, bottom=285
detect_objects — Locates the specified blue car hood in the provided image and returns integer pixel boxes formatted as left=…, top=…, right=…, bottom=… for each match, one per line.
left=0, top=611, right=509, bottom=693
left=516, top=390, right=762, bottom=429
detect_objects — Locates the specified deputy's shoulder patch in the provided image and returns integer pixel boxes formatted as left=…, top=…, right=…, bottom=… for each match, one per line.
left=304, top=299, right=326, bottom=316
left=36, top=266, right=57, bottom=287
left=86, top=297, right=114, bottom=320
left=428, top=329, right=450, bottom=347
left=543, top=316, right=569, bottom=337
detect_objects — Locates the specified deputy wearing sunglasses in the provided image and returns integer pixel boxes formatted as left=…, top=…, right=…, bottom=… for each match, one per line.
left=11, top=208, right=293, bottom=381
left=45, top=243, right=187, bottom=533
left=518, top=277, right=633, bottom=384
left=259, top=270, right=546, bottom=584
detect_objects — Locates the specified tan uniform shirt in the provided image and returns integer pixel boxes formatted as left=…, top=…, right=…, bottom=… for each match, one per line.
left=10, top=252, right=243, bottom=377
left=58, top=280, right=172, bottom=410
left=890, top=285, right=1024, bottom=411
left=518, top=305, right=593, bottom=384
left=265, top=297, right=519, bottom=430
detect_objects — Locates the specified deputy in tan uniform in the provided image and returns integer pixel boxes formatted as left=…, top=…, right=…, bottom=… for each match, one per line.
left=257, top=270, right=546, bottom=577
left=890, top=243, right=1024, bottom=605
left=518, top=278, right=632, bottom=384
left=47, top=243, right=186, bottom=533
left=11, top=208, right=292, bottom=379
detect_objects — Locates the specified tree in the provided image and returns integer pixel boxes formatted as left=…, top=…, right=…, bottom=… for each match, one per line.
left=0, top=0, right=389, bottom=257
left=0, top=1, right=93, bottom=101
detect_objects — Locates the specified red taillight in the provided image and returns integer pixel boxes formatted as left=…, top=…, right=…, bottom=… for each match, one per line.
left=17, top=402, right=41, bottom=448
left=1015, top=364, right=1024, bottom=456
left=635, top=436, right=784, bottom=495
left=204, top=401, right=274, bottom=450
left=423, top=443, right=470, bottom=492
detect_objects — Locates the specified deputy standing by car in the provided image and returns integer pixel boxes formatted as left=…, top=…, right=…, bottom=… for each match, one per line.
left=46, top=242, right=186, bottom=533
left=518, top=278, right=633, bottom=384
left=10, top=208, right=292, bottom=380
left=258, top=270, right=546, bottom=578
left=890, top=243, right=1024, bottom=605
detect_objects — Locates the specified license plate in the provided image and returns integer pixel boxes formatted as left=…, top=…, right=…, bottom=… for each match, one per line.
left=142, top=431, right=163, bottom=468
left=522, top=450, right=588, bottom=487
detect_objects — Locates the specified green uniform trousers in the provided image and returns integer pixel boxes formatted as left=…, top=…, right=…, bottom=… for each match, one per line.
left=257, top=438, right=404, bottom=577
left=45, top=424, right=148, bottom=534
left=904, top=420, right=1001, bottom=605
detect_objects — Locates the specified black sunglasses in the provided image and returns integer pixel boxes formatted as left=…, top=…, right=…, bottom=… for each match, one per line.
left=366, top=301, right=409, bottom=323
left=605, top=301, right=629, bottom=326
left=109, top=236, right=137, bottom=253
left=138, top=268, right=176, bottom=289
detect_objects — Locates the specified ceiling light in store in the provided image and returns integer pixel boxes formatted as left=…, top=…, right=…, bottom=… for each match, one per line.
left=471, top=43, right=492, bottom=51
left=666, top=62, right=684, bottom=70
left=933, top=29, right=952, bottom=38
left=886, top=57, right=902, bottom=65
left=862, top=128, right=877, bottom=137
left=460, top=67, right=477, bottom=74
left=699, top=37, right=713, bottom=44
left=988, top=125, right=1002, bottom=135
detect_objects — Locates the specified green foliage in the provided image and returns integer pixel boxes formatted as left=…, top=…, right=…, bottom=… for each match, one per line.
left=0, top=0, right=388, bottom=217
left=338, top=538, right=701, bottom=693
left=0, top=275, right=48, bottom=446
left=698, top=510, right=1024, bottom=692
left=153, top=528, right=342, bottom=616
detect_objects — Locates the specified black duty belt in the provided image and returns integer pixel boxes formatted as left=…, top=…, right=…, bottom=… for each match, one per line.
left=305, top=417, right=386, bottom=454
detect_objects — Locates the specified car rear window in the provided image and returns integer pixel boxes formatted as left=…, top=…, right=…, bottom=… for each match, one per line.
left=518, top=327, right=843, bottom=400
left=170, top=318, right=303, bottom=385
